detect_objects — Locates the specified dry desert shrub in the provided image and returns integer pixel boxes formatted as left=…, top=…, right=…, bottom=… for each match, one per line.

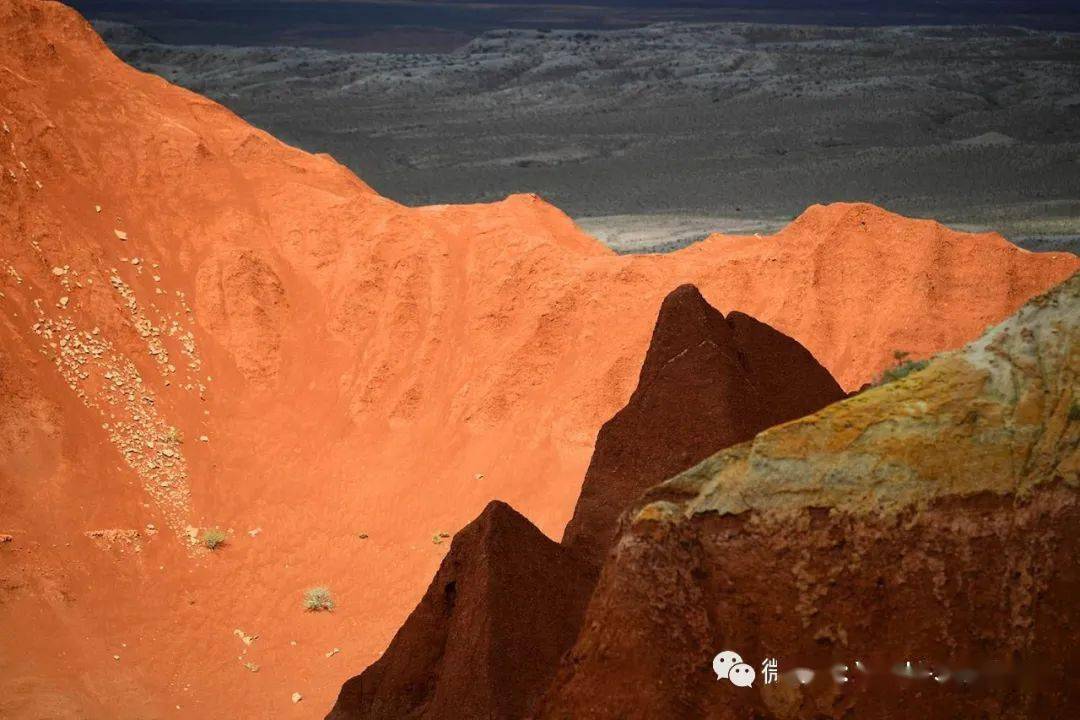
left=304, top=586, right=334, bottom=612
left=202, top=527, right=227, bottom=550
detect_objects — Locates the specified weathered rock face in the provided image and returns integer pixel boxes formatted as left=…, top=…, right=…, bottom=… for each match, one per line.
left=561, top=284, right=845, bottom=566
left=3, top=0, right=1079, bottom=715
left=326, top=501, right=594, bottom=720
left=536, top=273, right=1080, bottom=720
left=327, top=286, right=845, bottom=719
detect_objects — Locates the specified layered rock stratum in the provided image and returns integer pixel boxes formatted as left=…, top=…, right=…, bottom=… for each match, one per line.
left=0, top=0, right=1077, bottom=717
left=536, top=272, right=1080, bottom=719
left=327, top=285, right=845, bottom=719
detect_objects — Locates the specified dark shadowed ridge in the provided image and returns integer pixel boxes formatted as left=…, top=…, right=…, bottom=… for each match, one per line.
left=326, top=500, right=593, bottom=720
left=326, top=284, right=845, bottom=719
left=534, top=273, right=1080, bottom=720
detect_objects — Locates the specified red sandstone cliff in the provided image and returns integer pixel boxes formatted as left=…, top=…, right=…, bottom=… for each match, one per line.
left=535, top=274, right=1080, bottom=720
left=327, top=285, right=845, bottom=719
left=1, top=0, right=1077, bottom=716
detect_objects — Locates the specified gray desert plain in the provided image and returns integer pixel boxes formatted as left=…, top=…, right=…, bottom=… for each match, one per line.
left=96, top=20, right=1080, bottom=253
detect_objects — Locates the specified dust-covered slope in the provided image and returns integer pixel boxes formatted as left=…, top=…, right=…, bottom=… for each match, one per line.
left=328, top=285, right=844, bottom=720
left=0, top=0, right=1077, bottom=717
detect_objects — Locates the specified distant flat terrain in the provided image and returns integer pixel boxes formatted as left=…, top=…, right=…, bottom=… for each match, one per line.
left=576, top=215, right=788, bottom=254
left=74, top=1, right=1080, bottom=48
left=97, top=21, right=1080, bottom=252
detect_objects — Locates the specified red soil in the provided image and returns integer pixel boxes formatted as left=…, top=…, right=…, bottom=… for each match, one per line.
left=327, top=500, right=595, bottom=720
left=327, top=285, right=845, bottom=719
left=538, top=489, right=1080, bottom=720
left=561, top=284, right=845, bottom=567
left=0, top=1, right=1076, bottom=717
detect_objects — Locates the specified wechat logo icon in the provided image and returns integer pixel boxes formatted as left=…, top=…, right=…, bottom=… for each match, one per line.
left=712, top=650, right=756, bottom=687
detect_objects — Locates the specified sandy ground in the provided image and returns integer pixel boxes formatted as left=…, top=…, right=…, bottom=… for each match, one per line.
left=1, top=3, right=1078, bottom=719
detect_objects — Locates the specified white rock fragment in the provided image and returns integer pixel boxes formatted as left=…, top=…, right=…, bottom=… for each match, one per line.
left=233, top=628, right=258, bottom=646
left=291, top=692, right=303, bottom=704
left=51, top=266, right=66, bottom=276
left=114, top=229, right=128, bottom=241
left=57, top=296, right=69, bottom=308
left=325, top=647, right=341, bottom=658
left=95, top=204, right=102, bottom=213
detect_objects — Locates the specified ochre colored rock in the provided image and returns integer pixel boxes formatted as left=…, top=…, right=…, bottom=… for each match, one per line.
left=536, top=273, right=1080, bottom=720
left=328, top=286, right=844, bottom=719
left=1, top=0, right=1077, bottom=716
left=561, top=284, right=845, bottom=566
left=326, top=501, right=593, bottom=720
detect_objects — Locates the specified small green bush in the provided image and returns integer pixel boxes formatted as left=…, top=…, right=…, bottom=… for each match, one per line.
left=201, top=527, right=227, bottom=550
left=304, top=586, right=334, bottom=612
left=1069, top=403, right=1080, bottom=422
left=881, top=358, right=929, bottom=384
